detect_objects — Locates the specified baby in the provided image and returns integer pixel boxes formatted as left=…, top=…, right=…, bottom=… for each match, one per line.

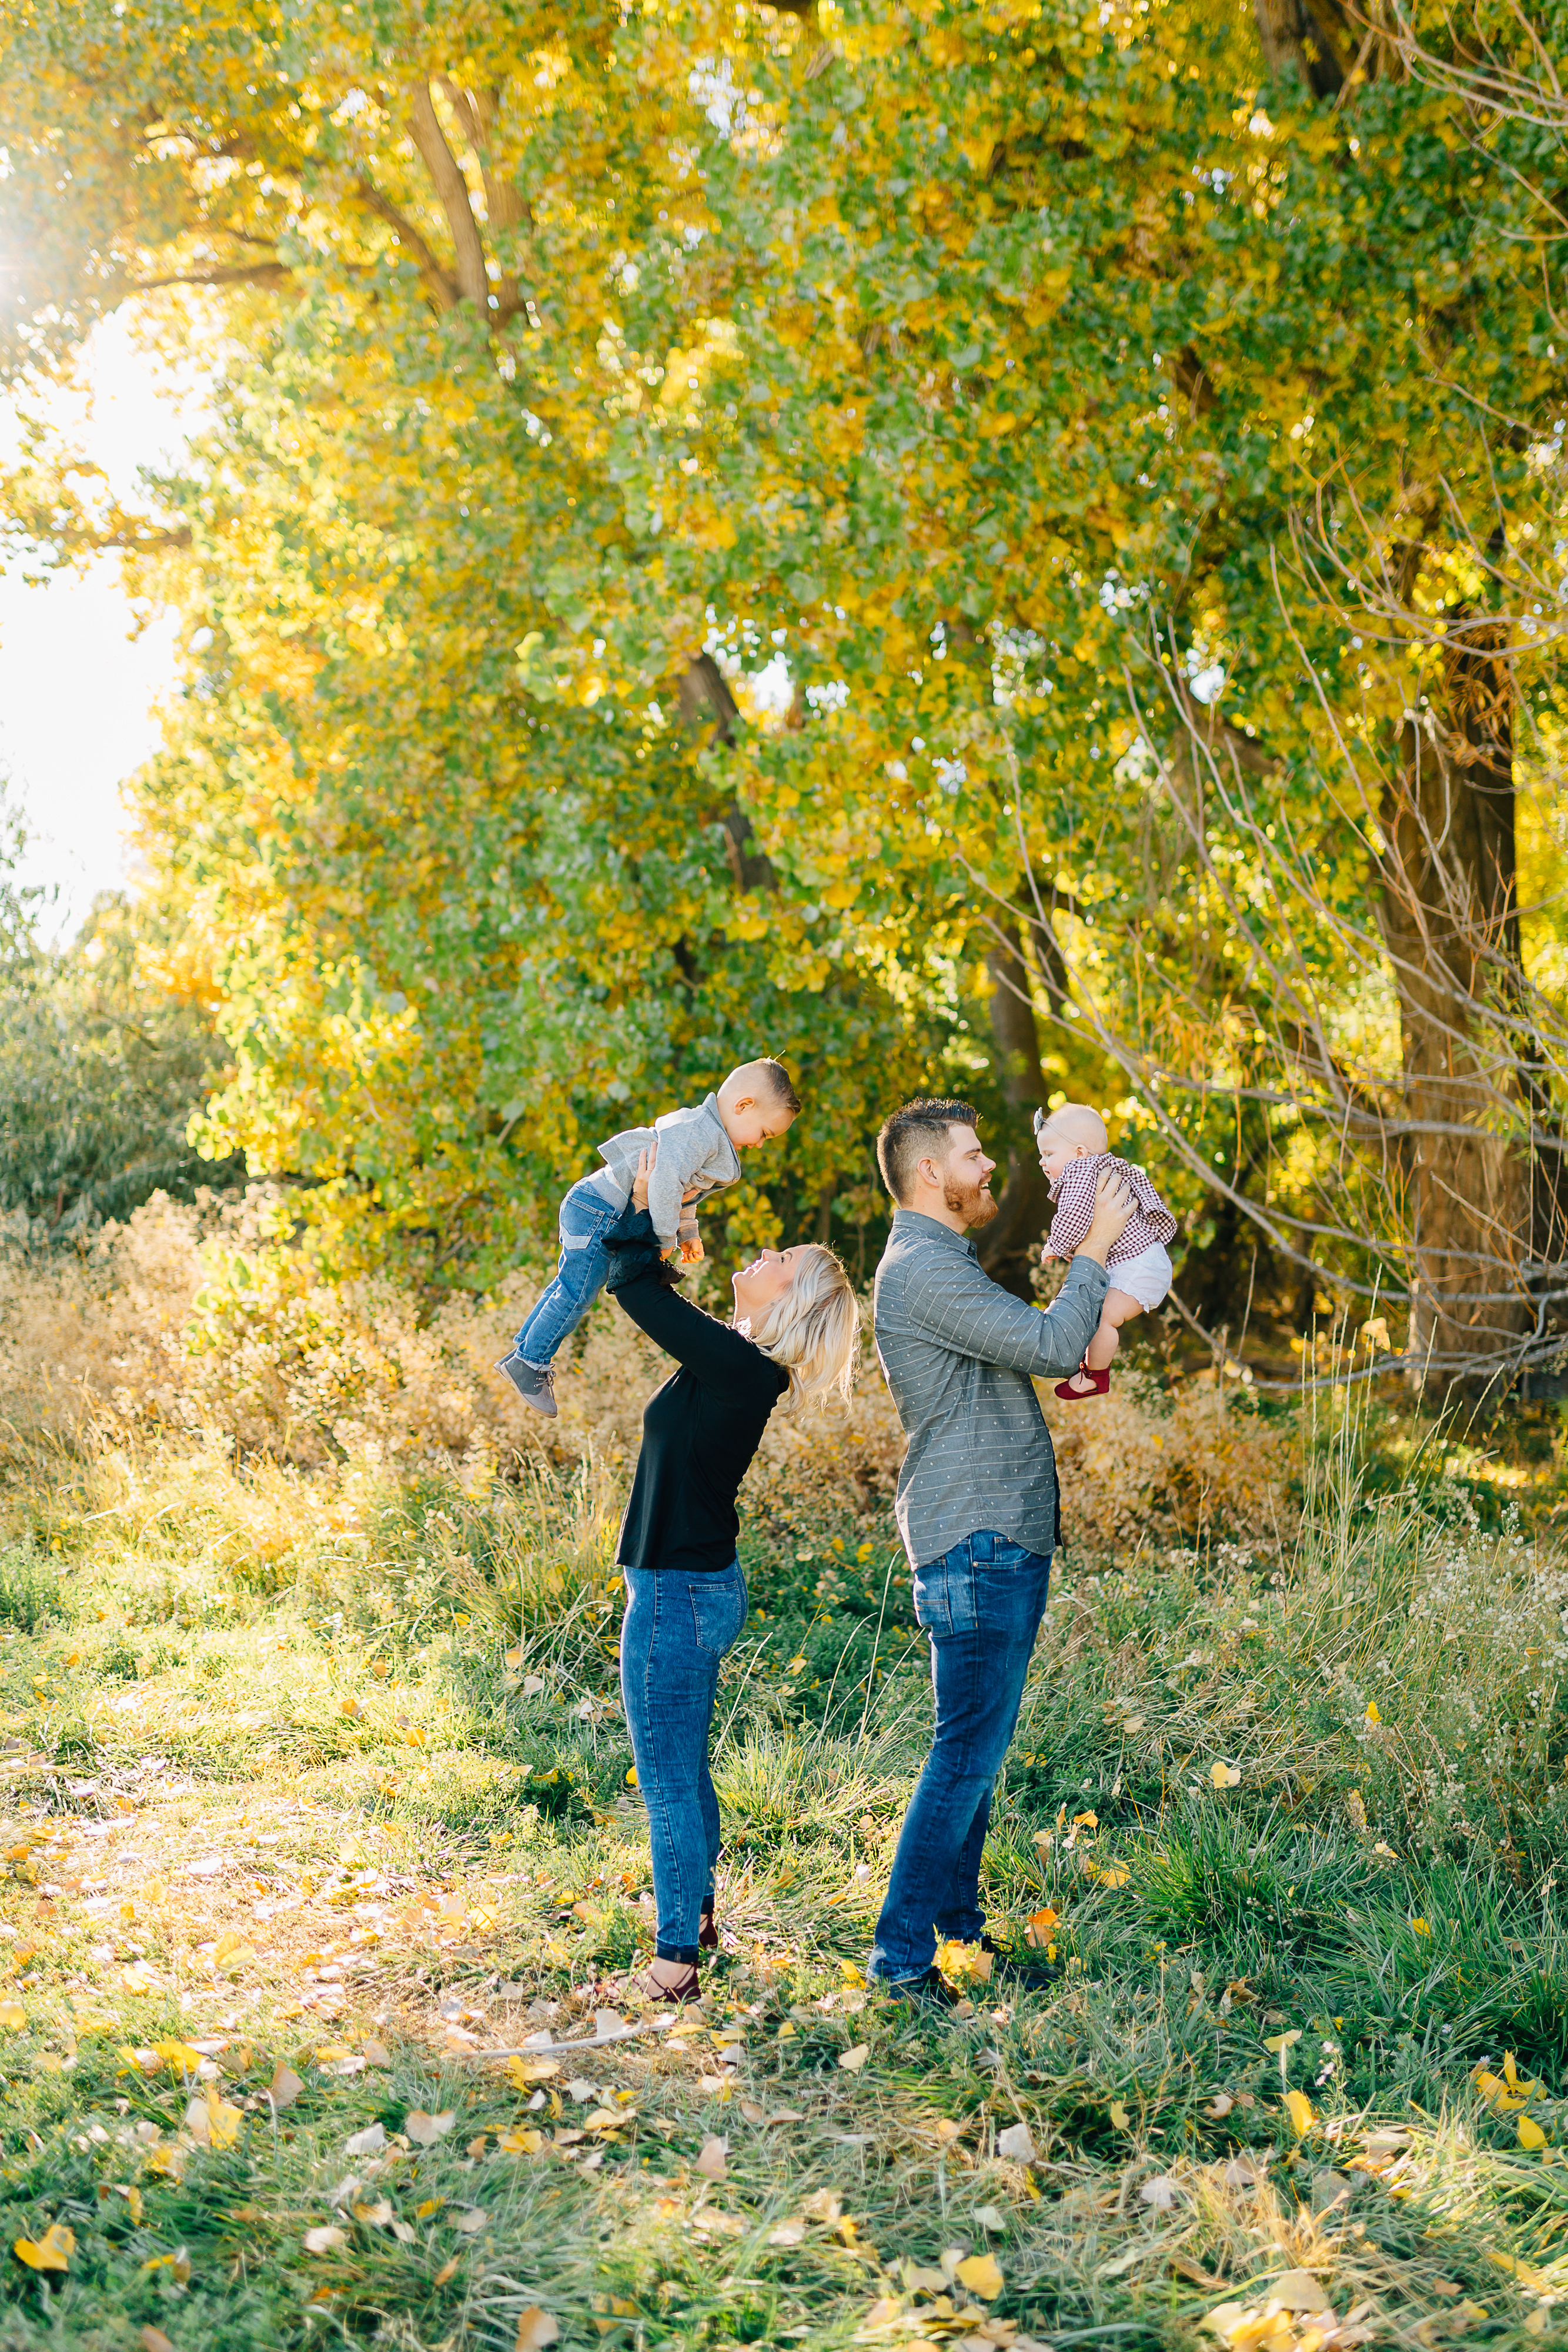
left=1035, top=1102, right=1176, bottom=1399
left=496, top=1058, right=801, bottom=1417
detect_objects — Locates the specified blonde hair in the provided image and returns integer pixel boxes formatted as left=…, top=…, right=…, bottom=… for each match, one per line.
left=743, top=1244, right=859, bottom=1416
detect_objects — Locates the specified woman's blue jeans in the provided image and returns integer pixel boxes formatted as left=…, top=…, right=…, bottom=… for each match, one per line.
left=868, top=1529, right=1052, bottom=1984
left=506, top=1176, right=626, bottom=1371
left=620, top=1561, right=748, bottom=1962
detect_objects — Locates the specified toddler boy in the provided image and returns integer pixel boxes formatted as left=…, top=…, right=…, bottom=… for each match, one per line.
left=1035, top=1102, right=1176, bottom=1399
left=497, top=1058, right=801, bottom=1416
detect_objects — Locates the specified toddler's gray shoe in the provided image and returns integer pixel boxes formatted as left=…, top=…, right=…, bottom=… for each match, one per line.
left=496, top=1353, right=557, bottom=1416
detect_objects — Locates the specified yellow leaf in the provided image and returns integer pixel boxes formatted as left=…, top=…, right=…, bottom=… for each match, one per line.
left=1365, top=1700, right=1381, bottom=1723
left=840, top=1961, right=865, bottom=1986
left=0, top=2000, right=23, bottom=2031
left=1411, top=1917, right=1431, bottom=1937
left=625, top=1765, right=638, bottom=1786
left=1284, top=2090, right=1315, bottom=2137
left=838, top=2043, right=870, bottom=2073
left=1210, top=1761, right=1241, bottom=1788
left=516, top=2311, right=560, bottom=2351
left=13, top=2223, right=73, bottom=2272
left=955, top=2251, right=1003, bottom=2299
left=497, top=2127, right=544, bottom=2154
left=504, top=2057, right=559, bottom=2090
left=303, top=2226, right=346, bottom=2254
left=1519, top=2115, right=1548, bottom=2151
left=1108, top=2100, right=1131, bottom=2130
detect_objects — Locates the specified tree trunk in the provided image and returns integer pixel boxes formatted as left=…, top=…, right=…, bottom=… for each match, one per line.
left=1378, top=637, right=1531, bottom=1389
left=974, top=918, right=1054, bottom=1298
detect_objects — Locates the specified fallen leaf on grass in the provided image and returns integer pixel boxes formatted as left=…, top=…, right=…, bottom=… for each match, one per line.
left=452, top=2207, right=489, bottom=2234
left=0, top=2001, right=23, bottom=2032
left=352, top=2199, right=394, bottom=2229
left=268, top=2064, right=303, bottom=2110
left=433, top=2257, right=460, bottom=2285
left=1210, top=1762, right=1241, bottom=1789
left=1023, top=1907, right=1058, bottom=1948
left=504, top=2057, right=559, bottom=2090
left=1108, top=2100, right=1131, bottom=2130
left=139, top=2330, right=175, bottom=2352
left=186, top=2092, right=243, bottom=2150
left=1206, top=2093, right=1235, bottom=2118
left=954, top=2251, right=1003, bottom=2300
left=515, top=2311, right=559, bottom=2351
left=974, top=2205, right=1007, bottom=2230
left=496, top=2127, right=543, bottom=2154
left=13, top=2224, right=73, bottom=2272
left=838, top=2043, right=870, bottom=2074
left=405, top=2109, right=457, bottom=2146
left=996, top=2122, right=1035, bottom=2163
left=362, top=2039, right=392, bottom=2068
left=1269, top=2271, right=1331, bottom=2313
left=1519, top=2115, right=1549, bottom=2151
left=303, top=2227, right=346, bottom=2255
left=1140, top=2174, right=1179, bottom=2210
left=1283, top=2091, right=1315, bottom=2138
left=213, top=1930, right=255, bottom=1973
left=345, top=2124, right=386, bottom=2157
left=768, top=2220, right=805, bottom=2246
left=695, top=2135, right=728, bottom=2181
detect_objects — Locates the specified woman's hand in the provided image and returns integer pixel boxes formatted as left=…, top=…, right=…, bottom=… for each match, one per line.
left=631, top=1145, right=656, bottom=1212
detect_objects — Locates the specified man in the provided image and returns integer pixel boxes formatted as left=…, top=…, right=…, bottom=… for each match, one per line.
left=867, top=1096, right=1134, bottom=1999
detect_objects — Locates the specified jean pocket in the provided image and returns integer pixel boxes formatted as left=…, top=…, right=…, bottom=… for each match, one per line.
left=690, top=1571, right=747, bottom=1659
left=912, top=1548, right=978, bottom=1636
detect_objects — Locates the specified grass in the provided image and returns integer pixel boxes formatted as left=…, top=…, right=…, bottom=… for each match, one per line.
left=1, top=1404, right=1568, bottom=2350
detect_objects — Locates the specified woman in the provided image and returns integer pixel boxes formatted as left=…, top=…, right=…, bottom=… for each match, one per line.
left=603, top=1145, right=858, bottom=2002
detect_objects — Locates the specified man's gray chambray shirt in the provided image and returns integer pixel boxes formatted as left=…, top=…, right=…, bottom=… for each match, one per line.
left=873, top=1208, right=1109, bottom=1569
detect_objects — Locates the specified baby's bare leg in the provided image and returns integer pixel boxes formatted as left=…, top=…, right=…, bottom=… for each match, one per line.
left=1084, top=1288, right=1143, bottom=1374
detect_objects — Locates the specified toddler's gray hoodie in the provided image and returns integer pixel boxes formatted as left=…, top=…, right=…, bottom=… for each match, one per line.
left=594, top=1093, right=741, bottom=1250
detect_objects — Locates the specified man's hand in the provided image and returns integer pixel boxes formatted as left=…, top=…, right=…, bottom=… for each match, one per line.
left=1078, top=1170, right=1135, bottom=1264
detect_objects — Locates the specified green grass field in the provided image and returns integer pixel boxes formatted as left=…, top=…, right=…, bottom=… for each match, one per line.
left=2, top=1409, right=1567, bottom=2351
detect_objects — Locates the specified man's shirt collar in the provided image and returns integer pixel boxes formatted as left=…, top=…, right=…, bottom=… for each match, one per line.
left=890, top=1206, right=977, bottom=1259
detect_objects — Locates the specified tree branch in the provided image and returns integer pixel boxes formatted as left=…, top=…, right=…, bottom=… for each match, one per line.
left=352, top=176, right=458, bottom=310
left=407, top=80, right=490, bottom=312
left=129, top=261, right=291, bottom=293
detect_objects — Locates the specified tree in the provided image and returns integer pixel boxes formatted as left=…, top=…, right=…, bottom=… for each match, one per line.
left=3, top=0, right=1564, bottom=1367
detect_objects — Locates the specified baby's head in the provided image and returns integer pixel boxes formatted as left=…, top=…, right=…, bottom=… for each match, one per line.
left=1034, top=1101, right=1108, bottom=1183
left=718, top=1058, right=801, bottom=1150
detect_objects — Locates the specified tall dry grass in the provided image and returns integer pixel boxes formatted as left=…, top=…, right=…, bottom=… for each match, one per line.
left=0, top=1189, right=1296, bottom=1554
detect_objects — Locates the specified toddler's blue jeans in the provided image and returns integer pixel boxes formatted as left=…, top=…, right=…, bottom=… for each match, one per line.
left=868, top=1529, right=1052, bottom=1985
left=505, top=1175, right=627, bottom=1371
left=620, top=1560, right=748, bottom=1961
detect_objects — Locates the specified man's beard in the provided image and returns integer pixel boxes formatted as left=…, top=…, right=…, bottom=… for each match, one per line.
left=944, top=1175, right=999, bottom=1228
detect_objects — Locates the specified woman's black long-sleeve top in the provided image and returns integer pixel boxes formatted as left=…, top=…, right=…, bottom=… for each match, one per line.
left=604, top=1207, right=788, bottom=1574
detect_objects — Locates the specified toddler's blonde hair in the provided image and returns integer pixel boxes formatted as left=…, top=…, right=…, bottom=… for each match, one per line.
left=744, top=1244, right=859, bottom=1415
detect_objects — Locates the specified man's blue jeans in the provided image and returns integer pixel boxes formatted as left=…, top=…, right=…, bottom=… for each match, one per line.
left=505, top=1175, right=627, bottom=1372
left=620, top=1561, right=748, bottom=1961
left=869, top=1530, right=1052, bottom=1984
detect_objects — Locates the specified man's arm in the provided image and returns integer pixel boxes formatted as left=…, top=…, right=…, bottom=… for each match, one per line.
left=900, top=1247, right=1108, bottom=1379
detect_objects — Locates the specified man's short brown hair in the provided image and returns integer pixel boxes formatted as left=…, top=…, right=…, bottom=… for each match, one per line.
left=876, top=1097, right=979, bottom=1205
